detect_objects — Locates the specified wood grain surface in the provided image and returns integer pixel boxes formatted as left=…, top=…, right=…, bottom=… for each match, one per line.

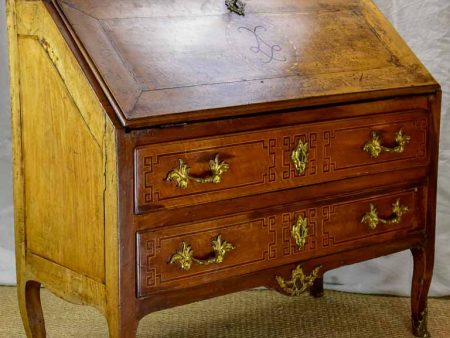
left=135, top=110, right=428, bottom=212
left=53, top=0, right=438, bottom=127
left=137, top=186, right=425, bottom=297
left=7, top=1, right=441, bottom=337
left=8, top=1, right=118, bottom=336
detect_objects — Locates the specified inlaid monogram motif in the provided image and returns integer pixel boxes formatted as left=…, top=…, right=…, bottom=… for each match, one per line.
left=238, top=26, right=287, bottom=63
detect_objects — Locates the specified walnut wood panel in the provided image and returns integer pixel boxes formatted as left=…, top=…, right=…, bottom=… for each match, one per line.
left=53, top=0, right=437, bottom=127
left=137, top=186, right=425, bottom=297
left=9, top=2, right=119, bottom=336
left=135, top=168, right=427, bottom=231
left=135, top=111, right=428, bottom=212
left=321, top=190, right=422, bottom=248
left=137, top=233, right=426, bottom=316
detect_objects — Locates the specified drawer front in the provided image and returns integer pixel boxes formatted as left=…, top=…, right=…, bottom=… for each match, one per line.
left=135, top=111, right=427, bottom=212
left=137, top=187, right=424, bottom=297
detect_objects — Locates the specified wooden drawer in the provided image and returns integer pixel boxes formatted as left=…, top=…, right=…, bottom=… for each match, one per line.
left=135, top=111, right=427, bottom=213
left=137, top=186, right=425, bottom=297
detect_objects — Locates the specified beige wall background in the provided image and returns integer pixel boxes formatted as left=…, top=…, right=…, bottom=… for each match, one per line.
left=0, top=1, right=449, bottom=295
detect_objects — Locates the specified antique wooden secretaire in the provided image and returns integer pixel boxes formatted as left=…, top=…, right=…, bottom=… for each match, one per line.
left=7, top=0, right=441, bottom=337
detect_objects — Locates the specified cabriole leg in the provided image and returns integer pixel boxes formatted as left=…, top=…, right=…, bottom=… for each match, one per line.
left=411, top=245, right=434, bottom=338
left=18, top=280, right=46, bottom=338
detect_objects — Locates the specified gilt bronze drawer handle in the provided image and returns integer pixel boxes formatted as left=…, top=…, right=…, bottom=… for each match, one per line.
left=169, top=235, right=235, bottom=271
left=225, top=0, right=246, bottom=16
left=291, top=216, right=308, bottom=249
left=276, top=265, right=322, bottom=296
left=166, top=154, right=230, bottom=189
left=361, top=199, right=409, bottom=230
left=363, top=129, right=411, bottom=158
left=291, top=140, right=309, bottom=175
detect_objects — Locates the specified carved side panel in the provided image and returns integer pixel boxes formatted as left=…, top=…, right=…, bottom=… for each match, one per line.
left=15, top=1, right=110, bottom=283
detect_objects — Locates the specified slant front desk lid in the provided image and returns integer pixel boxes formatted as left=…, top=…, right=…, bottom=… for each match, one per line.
left=53, top=0, right=437, bottom=127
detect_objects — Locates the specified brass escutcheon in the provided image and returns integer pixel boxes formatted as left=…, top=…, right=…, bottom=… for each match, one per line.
left=291, top=216, right=308, bottom=249
left=291, top=140, right=309, bottom=176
